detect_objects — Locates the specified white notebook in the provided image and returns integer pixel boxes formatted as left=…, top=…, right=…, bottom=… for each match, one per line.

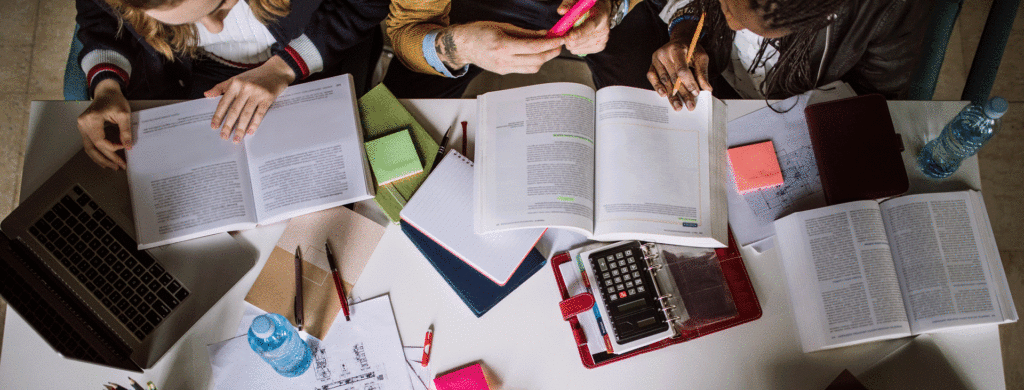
left=400, top=150, right=546, bottom=285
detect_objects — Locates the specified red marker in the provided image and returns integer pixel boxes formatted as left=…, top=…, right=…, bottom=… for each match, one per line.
left=460, top=121, right=468, bottom=155
left=421, top=327, right=434, bottom=367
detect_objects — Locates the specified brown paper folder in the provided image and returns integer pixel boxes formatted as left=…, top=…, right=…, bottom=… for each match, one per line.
left=244, top=206, right=385, bottom=339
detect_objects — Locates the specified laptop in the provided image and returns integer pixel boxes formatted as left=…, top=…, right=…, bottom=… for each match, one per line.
left=0, top=149, right=258, bottom=372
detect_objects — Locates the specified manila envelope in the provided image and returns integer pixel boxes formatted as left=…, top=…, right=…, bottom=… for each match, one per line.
left=244, top=206, right=385, bottom=339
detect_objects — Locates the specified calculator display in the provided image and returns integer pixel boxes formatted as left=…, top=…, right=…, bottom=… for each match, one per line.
left=589, top=242, right=669, bottom=344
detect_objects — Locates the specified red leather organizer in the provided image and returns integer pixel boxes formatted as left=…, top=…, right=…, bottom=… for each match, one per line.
left=551, top=234, right=762, bottom=368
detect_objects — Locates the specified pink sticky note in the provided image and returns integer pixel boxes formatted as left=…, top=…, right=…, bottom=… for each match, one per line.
left=728, top=141, right=783, bottom=194
left=434, top=363, right=490, bottom=390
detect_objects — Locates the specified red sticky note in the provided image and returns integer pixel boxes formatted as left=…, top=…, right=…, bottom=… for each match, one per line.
left=434, top=364, right=490, bottom=390
left=728, top=141, right=783, bottom=194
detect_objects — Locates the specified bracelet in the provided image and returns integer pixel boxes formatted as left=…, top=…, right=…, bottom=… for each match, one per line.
left=667, top=14, right=700, bottom=37
left=609, top=0, right=629, bottom=29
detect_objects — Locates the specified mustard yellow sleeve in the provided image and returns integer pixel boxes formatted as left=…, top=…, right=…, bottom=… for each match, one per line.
left=385, top=0, right=452, bottom=76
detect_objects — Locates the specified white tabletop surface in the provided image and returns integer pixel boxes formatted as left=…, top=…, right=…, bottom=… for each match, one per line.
left=0, top=97, right=1004, bottom=390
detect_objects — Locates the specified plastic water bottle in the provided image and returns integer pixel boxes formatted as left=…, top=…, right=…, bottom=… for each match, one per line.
left=918, top=97, right=1008, bottom=178
left=248, top=313, right=312, bottom=377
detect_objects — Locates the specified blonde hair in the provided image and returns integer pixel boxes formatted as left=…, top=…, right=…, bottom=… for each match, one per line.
left=105, top=0, right=290, bottom=60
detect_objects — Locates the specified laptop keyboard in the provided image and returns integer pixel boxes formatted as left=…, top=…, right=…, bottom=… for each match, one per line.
left=27, top=185, right=191, bottom=341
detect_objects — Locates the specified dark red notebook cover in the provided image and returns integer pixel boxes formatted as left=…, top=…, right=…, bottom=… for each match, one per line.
left=551, top=234, right=762, bottom=368
left=804, top=94, right=909, bottom=205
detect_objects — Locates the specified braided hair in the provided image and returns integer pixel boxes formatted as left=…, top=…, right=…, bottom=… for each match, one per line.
left=680, top=0, right=850, bottom=98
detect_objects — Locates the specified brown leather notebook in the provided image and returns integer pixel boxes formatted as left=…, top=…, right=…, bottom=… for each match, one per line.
left=804, top=94, right=908, bottom=205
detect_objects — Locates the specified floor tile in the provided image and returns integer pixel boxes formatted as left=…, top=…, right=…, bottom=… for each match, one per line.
left=0, top=94, right=28, bottom=218
left=0, top=45, right=32, bottom=93
left=998, top=251, right=1024, bottom=387
left=0, top=0, right=39, bottom=46
left=29, top=0, right=78, bottom=99
left=978, top=102, right=1024, bottom=252
left=933, top=19, right=967, bottom=101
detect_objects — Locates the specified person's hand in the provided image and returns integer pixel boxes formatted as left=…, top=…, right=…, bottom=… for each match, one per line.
left=77, top=79, right=131, bottom=170
left=436, top=22, right=564, bottom=75
left=205, top=55, right=296, bottom=143
left=558, top=0, right=612, bottom=55
left=648, top=36, right=712, bottom=111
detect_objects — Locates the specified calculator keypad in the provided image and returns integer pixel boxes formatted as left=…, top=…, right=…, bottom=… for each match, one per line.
left=589, top=242, right=669, bottom=345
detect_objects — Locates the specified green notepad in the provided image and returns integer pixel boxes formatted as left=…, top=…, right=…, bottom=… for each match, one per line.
left=357, top=84, right=439, bottom=223
left=365, top=129, right=423, bottom=185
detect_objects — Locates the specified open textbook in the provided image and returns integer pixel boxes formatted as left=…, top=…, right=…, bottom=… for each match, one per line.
left=475, top=83, right=728, bottom=248
left=126, top=75, right=374, bottom=249
left=775, top=190, right=1017, bottom=352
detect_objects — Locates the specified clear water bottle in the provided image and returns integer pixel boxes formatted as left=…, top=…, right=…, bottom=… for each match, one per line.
left=248, top=313, right=312, bottom=377
left=918, top=97, right=1008, bottom=178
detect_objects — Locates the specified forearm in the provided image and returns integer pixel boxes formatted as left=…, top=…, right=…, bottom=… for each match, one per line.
left=385, top=0, right=452, bottom=75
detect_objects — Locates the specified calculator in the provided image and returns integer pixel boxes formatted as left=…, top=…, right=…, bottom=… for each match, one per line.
left=588, top=241, right=669, bottom=344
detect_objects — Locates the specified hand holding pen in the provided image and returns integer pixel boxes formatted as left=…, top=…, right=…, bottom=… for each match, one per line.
left=648, top=12, right=711, bottom=111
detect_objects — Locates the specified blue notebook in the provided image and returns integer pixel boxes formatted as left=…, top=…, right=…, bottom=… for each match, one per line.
left=401, top=220, right=547, bottom=317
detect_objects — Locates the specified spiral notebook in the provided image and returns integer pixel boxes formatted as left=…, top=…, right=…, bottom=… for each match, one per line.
left=400, top=150, right=546, bottom=286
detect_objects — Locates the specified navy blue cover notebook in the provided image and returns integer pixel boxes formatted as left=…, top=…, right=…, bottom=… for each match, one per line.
left=401, top=220, right=547, bottom=317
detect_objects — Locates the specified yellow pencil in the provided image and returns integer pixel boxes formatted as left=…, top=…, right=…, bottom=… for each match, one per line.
left=672, top=12, right=706, bottom=97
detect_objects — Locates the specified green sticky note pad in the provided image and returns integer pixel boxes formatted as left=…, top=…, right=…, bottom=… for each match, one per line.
left=365, top=129, right=423, bottom=185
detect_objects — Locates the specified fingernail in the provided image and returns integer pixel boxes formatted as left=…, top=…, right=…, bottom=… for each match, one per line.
left=692, top=90, right=699, bottom=96
left=657, top=88, right=665, bottom=96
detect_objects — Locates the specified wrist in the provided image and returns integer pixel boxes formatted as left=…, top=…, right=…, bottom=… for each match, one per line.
left=94, top=78, right=124, bottom=99
left=435, top=26, right=468, bottom=69
left=268, top=56, right=297, bottom=84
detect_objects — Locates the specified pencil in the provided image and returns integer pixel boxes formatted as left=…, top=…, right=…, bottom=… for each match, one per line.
left=672, top=12, right=706, bottom=97
left=128, top=378, right=145, bottom=390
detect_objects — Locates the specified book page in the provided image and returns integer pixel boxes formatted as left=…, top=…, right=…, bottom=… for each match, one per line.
left=775, top=201, right=911, bottom=352
left=127, top=98, right=257, bottom=249
left=880, top=191, right=1012, bottom=333
left=591, top=87, right=727, bottom=247
left=475, top=83, right=597, bottom=235
left=244, top=75, right=374, bottom=224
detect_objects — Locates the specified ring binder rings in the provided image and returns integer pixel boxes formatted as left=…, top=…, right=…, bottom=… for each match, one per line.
left=553, top=232, right=762, bottom=368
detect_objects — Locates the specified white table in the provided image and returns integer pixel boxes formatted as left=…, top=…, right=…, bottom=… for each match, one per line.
left=0, top=98, right=1005, bottom=390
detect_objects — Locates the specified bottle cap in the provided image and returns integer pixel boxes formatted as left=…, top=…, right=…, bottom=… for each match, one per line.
left=251, top=315, right=274, bottom=338
left=984, top=97, right=1008, bottom=119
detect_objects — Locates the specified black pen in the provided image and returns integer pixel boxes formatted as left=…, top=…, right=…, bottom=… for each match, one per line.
left=430, top=123, right=456, bottom=172
left=294, top=246, right=304, bottom=331
left=128, top=378, right=145, bottom=390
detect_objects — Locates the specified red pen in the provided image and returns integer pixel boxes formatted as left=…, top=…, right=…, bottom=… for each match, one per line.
left=421, top=326, right=434, bottom=367
left=460, top=121, right=467, bottom=155
left=325, top=241, right=351, bottom=321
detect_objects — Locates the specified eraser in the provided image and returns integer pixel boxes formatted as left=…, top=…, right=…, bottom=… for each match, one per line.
left=728, top=141, right=783, bottom=194
left=434, top=363, right=490, bottom=390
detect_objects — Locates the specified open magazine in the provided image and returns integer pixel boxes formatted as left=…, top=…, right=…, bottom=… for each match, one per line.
left=475, top=82, right=728, bottom=248
left=775, top=190, right=1017, bottom=352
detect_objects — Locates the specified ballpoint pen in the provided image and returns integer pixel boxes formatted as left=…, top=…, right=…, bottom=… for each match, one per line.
left=430, top=123, right=456, bottom=172
left=294, top=246, right=304, bottom=331
left=575, top=254, right=614, bottom=354
left=324, top=241, right=351, bottom=321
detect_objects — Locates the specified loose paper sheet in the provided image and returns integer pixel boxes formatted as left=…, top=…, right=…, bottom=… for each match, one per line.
left=725, top=83, right=855, bottom=247
left=211, top=296, right=413, bottom=390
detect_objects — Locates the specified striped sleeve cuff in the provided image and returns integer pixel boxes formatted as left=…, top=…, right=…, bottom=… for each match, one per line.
left=423, top=29, right=468, bottom=78
left=81, top=49, right=131, bottom=92
left=282, top=34, right=324, bottom=80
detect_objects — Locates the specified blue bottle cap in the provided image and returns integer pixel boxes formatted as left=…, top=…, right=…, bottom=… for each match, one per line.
left=984, top=97, right=1008, bottom=119
left=251, top=315, right=274, bottom=338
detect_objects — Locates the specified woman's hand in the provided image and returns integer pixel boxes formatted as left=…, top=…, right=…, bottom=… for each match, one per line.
left=77, top=79, right=131, bottom=170
left=648, top=36, right=712, bottom=111
left=206, top=55, right=296, bottom=143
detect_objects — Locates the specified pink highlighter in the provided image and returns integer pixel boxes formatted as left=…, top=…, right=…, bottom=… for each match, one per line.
left=546, top=0, right=598, bottom=38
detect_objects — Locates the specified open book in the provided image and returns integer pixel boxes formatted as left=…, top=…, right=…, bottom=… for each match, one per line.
left=127, top=75, right=374, bottom=249
left=474, top=83, right=728, bottom=248
left=775, top=190, right=1017, bottom=352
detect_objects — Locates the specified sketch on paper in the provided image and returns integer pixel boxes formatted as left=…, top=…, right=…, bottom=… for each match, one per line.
left=311, top=343, right=390, bottom=390
left=742, top=144, right=822, bottom=225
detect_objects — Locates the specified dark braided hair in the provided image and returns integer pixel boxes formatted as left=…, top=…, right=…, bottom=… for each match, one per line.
left=681, top=0, right=850, bottom=98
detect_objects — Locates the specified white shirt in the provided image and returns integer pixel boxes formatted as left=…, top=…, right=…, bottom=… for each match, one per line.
left=195, top=0, right=278, bottom=67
